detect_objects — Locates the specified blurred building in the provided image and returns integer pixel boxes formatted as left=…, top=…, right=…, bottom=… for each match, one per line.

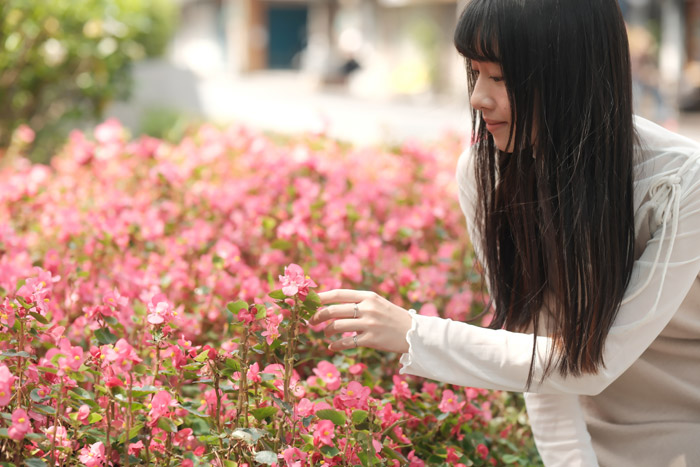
left=168, top=0, right=700, bottom=108
left=620, top=0, right=700, bottom=111
left=170, top=0, right=466, bottom=98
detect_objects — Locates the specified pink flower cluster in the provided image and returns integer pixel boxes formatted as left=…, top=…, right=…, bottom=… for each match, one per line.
left=0, top=120, right=535, bottom=465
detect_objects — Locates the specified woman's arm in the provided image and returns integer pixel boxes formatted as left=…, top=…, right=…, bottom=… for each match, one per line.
left=311, top=153, right=700, bottom=395
left=524, top=393, right=599, bottom=466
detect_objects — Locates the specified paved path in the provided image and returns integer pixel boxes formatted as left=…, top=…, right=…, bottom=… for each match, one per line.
left=111, top=64, right=700, bottom=146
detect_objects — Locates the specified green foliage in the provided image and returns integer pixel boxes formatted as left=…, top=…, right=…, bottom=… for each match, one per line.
left=0, top=0, right=178, bottom=161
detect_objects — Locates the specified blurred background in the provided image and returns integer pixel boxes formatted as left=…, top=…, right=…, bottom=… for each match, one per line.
left=2, top=0, right=699, bottom=162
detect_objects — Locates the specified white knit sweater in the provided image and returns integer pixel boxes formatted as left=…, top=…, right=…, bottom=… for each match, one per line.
left=399, top=117, right=700, bottom=466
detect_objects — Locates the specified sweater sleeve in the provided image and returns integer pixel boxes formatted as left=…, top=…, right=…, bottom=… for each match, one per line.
left=399, top=149, right=700, bottom=395
left=524, top=393, right=599, bottom=466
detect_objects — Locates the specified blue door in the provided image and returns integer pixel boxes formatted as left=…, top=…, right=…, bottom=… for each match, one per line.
left=267, top=4, right=308, bottom=69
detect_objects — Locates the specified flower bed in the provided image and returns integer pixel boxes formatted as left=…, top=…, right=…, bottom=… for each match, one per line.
left=0, top=121, right=540, bottom=466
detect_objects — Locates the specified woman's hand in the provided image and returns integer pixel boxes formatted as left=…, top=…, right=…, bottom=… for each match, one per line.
left=309, top=289, right=414, bottom=353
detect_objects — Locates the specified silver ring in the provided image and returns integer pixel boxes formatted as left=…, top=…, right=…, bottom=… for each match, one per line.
left=353, top=335, right=358, bottom=348
left=353, top=303, right=359, bottom=319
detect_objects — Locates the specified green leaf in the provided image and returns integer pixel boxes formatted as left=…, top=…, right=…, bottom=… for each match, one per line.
left=268, top=290, right=286, bottom=300
left=320, top=446, right=340, bottom=457
left=302, top=290, right=321, bottom=309
left=157, top=417, right=178, bottom=433
left=254, top=304, right=267, bottom=319
left=270, top=239, right=291, bottom=251
left=24, top=459, right=47, bottom=467
left=179, top=405, right=209, bottom=418
left=0, top=350, right=34, bottom=359
left=227, top=300, right=248, bottom=315
left=118, top=423, right=143, bottom=444
left=254, top=451, right=278, bottom=465
left=251, top=406, right=277, bottom=421
left=104, top=316, right=119, bottom=326
left=224, top=358, right=241, bottom=371
left=68, top=387, right=93, bottom=400
left=28, top=312, right=49, bottom=324
left=501, top=454, right=521, bottom=464
left=270, top=395, right=293, bottom=415
left=194, top=350, right=210, bottom=363
left=316, top=409, right=347, bottom=426
left=30, top=388, right=49, bottom=403
left=381, top=446, right=408, bottom=463
left=87, top=413, right=103, bottom=424
left=94, top=327, right=118, bottom=345
left=231, top=427, right=265, bottom=444
left=131, top=385, right=159, bottom=397
left=32, top=404, right=56, bottom=415
left=351, top=410, right=368, bottom=425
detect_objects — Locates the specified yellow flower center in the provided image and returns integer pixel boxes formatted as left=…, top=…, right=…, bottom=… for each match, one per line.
left=74, top=355, right=80, bottom=360
left=448, top=398, right=453, bottom=403
left=18, top=417, right=25, bottom=423
left=326, top=372, right=333, bottom=378
left=323, top=430, right=329, bottom=436
left=348, top=390, right=354, bottom=396
left=0, top=392, right=4, bottom=397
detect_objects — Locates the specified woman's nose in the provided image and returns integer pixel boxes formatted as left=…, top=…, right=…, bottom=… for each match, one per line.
left=470, top=78, right=493, bottom=111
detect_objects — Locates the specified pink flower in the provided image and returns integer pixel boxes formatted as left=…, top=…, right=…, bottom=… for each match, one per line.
left=94, top=118, right=123, bottom=145
left=340, top=254, right=363, bottom=283
left=148, top=390, right=176, bottom=426
left=246, top=362, right=261, bottom=383
left=103, top=288, right=128, bottom=308
left=79, top=441, right=105, bottom=467
left=348, top=362, right=366, bottom=375
left=0, top=364, right=16, bottom=406
left=446, top=447, right=461, bottom=463
left=476, top=443, right=489, bottom=459
left=8, top=408, right=31, bottom=440
left=407, top=450, right=425, bottom=467
left=312, top=360, right=341, bottom=391
left=147, top=293, right=173, bottom=325
left=261, top=311, right=283, bottom=345
left=103, top=339, right=142, bottom=374
left=0, top=298, right=16, bottom=329
left=128, top=440, right=144, bottom=455
left=282, top=446, right=307, bottom=467
left=279, top=263, right=316, bottom=301
left=237, top=305, right=256, bottom=325
left=77, top=404, right=91, bottom=425
left=438, top=389, right=464, bottom=413
left=391, top=375, right=411, bottom=399
left=295, top=398, right=314, bottom=418
left=15, top=124, right=35, bottom=144
left=313, top=419, right=335, bottom=447
left=337, top=381, right=371, bottom=410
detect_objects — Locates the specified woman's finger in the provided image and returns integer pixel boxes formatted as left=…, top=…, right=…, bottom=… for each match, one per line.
left=328, top=333, right=364, bottom=352
left=309, top=302, right=362, bottom=325
left=317, top=289, right=374, bottom=305
left=324, top=318, right=366, bottom=337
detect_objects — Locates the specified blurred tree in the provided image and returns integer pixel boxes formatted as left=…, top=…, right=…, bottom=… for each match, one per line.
left=0, top=0, right=178, bottom=162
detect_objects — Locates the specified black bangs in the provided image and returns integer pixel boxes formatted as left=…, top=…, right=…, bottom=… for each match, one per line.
left=454, top=0, right=501, bottom=62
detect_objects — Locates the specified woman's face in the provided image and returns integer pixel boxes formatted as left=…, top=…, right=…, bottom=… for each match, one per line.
left=469, top=60, right=512, bottom=152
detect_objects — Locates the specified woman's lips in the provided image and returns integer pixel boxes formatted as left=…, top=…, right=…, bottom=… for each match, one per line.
left=484, top=120, right=506, bottom=132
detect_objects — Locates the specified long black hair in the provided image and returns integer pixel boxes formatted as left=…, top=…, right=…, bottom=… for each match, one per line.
left=455, top=0, right=637, bottom=387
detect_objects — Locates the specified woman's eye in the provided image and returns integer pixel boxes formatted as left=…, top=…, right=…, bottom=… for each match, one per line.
left=491, top=76, right=504, bottom=83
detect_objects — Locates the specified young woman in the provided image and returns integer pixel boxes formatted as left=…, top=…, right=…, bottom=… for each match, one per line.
left=309, top=0, right=700, bottom=465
